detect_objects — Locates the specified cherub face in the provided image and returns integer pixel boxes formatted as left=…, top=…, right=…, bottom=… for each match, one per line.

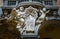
left=13, top=8, right=16, bottom=10
left=43, top=8, right=46, bottom=11
left=19, top=7, right=24, bottom=11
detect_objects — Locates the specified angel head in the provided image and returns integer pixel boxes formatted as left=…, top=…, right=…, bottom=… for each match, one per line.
left=19, top=7, right=24, bottom=11
left=43, top=8, right=46, bottom=11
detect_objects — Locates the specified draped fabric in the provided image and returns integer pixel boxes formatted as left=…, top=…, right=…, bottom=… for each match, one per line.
left=25, top=15, right=35, bottom=31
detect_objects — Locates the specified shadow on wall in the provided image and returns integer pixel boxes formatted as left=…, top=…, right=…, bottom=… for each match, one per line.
left=38, top=20, right=60, bottom=39
left=0, top=19, right=21, bottom=39
left=42, top=38, right=52, bottom=39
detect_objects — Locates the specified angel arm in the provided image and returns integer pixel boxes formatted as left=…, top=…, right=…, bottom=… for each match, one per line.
left=45, top=10, right=50, bottom=14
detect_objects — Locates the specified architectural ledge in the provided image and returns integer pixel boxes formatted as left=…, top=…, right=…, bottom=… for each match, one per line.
left=16, top=1, right=44, bottom=8
left=45, top=5, right=59, bottom=9
left=2, top=5, right=16, bottom=9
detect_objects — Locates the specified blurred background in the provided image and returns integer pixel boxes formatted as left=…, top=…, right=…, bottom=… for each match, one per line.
left=0, top=0, right=60, bottom=39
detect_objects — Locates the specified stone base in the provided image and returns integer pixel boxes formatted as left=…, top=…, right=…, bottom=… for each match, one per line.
left=21, top=35, right=40, bottom=39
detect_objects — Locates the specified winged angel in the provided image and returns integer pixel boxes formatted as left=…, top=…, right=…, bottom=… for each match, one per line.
left=8, top=6, right=50, bottom=35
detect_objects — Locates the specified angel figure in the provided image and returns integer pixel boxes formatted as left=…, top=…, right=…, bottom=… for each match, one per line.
left=8, top=8, right=17, bottom=20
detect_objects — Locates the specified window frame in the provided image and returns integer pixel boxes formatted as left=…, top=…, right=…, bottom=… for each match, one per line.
left=8, top=1, right=16, bottom=6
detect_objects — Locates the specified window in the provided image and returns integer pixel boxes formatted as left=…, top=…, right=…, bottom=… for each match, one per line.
left=18, top=0, right=29, bottom=3
left=44, top=0, right=53, bottom=5
left=32, top=0, right=41, bottom=2
left=29, top=0, right=32, bottom=1
left=8, top=1, right=16, bottom=5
